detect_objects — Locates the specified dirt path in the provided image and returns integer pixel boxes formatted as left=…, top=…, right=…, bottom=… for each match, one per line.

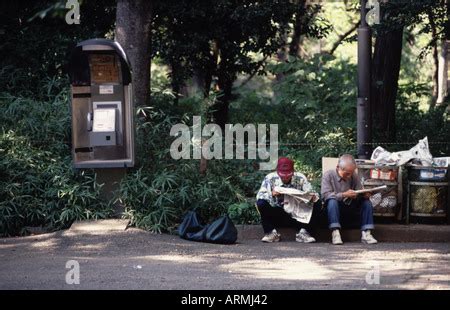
left=1, top=222, right=449, bottom=290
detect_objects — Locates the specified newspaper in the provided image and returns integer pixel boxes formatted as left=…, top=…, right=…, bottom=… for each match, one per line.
left=274, top=186, right=318, bottom=224
left=370, top=137, right=433, bottom=166
left=353, top=185, right=387, bottom=194
left=433, top=157, right=450, bottom=167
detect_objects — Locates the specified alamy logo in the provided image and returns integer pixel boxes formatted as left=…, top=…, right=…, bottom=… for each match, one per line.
left=65, top=0, right=81, bottom=25
left=366, top=0, right=381, bottom=26
left=365, top=262, right=380, bottom=285
left=170, top=116, right=279, bottom=170
left=65, top=260, right=80, bottom=285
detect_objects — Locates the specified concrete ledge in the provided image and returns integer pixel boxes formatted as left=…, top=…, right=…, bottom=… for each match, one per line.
left=236, top=224, right=450, bottom=243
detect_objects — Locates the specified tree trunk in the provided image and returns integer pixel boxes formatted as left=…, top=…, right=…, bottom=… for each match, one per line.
left=170, top=59, right=183, bottom=105
left=276, top=31, right=289, bottom=81
left=181, top=68, right=204, bottom=98
left=371, top=27, right=404, bottom=142
left=212, top=76, right=233, bottom=129
left=440, top=0, right=450, bottom=105
left=431, top=41, right=439, bottom=106
left=447, top=0, right=450, bottom=108
left=115, top=0, right=153, bottom=107
left=289, top=0, right=307, bottom=57
left=437, top=40, right=448, bottom=104
left=204, top=40, right=232, bottom=128
left=202, top=41, right=219, bottom=98
left=429, top=12, right=439, bottom=106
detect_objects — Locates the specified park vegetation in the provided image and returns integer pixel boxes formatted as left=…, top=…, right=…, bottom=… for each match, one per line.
left=1, top=0, right=449, bottom=235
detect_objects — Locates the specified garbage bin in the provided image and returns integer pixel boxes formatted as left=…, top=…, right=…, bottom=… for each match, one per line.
left=406, top=165, right=449, bottom=224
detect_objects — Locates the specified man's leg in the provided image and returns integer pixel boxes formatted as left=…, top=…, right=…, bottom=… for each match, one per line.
left=326, top=199, right=341, bottom=230
left=360, top=198, right=375, bottom=231
left=292, top=201, right=321, bottom=243
left=326, top=199, right=343, bottom=245
left=256, top=199, right=289, bottom=233
left=359, top=198, right=377, bottom=244
left=267, top=201, right=316, bottom=243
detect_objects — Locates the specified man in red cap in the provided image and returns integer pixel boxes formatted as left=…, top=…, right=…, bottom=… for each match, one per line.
left=256, top=157, right=320, bottom=243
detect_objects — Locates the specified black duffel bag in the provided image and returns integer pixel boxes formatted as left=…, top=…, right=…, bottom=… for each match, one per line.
left=178, top=211, right=237, bottom=244
left=178, top=211, right=203, bottom=239
left=204, top=215, right=238, bottom=244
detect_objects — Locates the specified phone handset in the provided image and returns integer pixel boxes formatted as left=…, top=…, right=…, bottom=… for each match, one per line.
left=87, top=112, right=93, bottom=131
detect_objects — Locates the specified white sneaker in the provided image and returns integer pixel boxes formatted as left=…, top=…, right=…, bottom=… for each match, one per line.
left=332, top=229, right=343, bottom=245
left=296, top=228, right=316, bottom=243
left=361, top=230, right=378, bottom=244
left=261, top=229, right=281, bottom=243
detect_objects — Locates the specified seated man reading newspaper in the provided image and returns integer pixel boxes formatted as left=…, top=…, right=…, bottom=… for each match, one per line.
left=321, top=154, right=378, bottom=245
left=256, top=157, right=321, bottom=243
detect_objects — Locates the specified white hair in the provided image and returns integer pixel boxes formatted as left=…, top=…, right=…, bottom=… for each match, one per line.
left=338, top=154, right=356, bottom=170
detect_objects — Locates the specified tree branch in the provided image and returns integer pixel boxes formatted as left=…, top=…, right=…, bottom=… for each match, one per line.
left=326, top=21, right=359, bottom=55
left=237, top=56, right=269, bottom=88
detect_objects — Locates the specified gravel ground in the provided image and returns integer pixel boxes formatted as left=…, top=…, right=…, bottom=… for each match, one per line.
left=1, top=224, right=449, bottom=290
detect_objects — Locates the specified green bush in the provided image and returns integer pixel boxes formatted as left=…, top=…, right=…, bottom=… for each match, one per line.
left=1, top=44, right=448, bottom=236
left=228, top=202, right=260, bottom=225
left=115, top=100, right=254, bottom=233
left=0, top=90, right=111, bottom=236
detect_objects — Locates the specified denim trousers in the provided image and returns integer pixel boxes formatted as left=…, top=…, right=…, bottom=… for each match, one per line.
left=326, top=198, right=374, bottom=231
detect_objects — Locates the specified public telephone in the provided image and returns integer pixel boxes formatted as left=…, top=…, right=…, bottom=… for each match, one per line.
left=68, top=39, right=134, bottom=168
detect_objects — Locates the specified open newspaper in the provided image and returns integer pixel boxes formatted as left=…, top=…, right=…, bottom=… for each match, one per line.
left=274, top=186, right=319, bottom=224
left=353, top=185, right=387, bottom=194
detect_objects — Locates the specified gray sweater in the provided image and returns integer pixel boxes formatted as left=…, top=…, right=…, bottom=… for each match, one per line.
left=321, top=169, right=362, bottom=202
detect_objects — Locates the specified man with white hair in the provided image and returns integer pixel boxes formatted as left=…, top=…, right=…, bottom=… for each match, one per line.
left=321, top=154, right=378, bottom=245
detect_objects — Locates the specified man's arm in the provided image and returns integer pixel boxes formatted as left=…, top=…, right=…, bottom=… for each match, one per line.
left=256, top=175, right=277, bottom=207
left=295, top=173, right=319, bottom=202
left=321, top=171, right=344, bottom=202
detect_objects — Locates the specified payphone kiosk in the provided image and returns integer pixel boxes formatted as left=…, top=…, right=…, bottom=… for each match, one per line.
left=68, top=39, right=134, bottom=169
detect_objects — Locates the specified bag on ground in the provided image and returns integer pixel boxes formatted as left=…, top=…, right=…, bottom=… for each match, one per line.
left=178, top=211, right=237, bottom=244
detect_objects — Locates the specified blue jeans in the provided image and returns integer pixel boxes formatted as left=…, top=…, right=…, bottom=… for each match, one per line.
left=326, top=198, right=374, bottom=231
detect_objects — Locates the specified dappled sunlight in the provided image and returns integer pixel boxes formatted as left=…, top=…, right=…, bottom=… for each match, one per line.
left=223, top=258, right=333, bottom=281
left=69, top=243, right=110, bottom=251
left=29, top=238, right=59, bottom=249
left=218, top=253, right=450, bottom=288
left=133, top=254, right=208, bottom=264
left=63, top=220, right=129, bottom=236
left=1, top=231, right=450, bottom=289
left=0, top=243, right=21, bottom=250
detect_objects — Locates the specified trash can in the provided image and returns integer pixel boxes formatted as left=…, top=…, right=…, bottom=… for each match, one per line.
left=406, top=165, right=449, bottom=224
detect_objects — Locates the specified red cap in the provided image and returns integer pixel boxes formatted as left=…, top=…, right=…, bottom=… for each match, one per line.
left=277, top=157, right=294, bottom=178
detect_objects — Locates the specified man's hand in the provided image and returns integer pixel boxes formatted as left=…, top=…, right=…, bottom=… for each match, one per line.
left=342, top=189, right=357, bottom=199
left=363, top=192, right=372, bottom=199
left=272, top=190, right=281, bottom=197
left=309, top=193, right=319, bottom=202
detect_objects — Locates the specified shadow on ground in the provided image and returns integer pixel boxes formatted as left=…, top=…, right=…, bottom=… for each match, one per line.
left=0, top=223, right=449, bottom=290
